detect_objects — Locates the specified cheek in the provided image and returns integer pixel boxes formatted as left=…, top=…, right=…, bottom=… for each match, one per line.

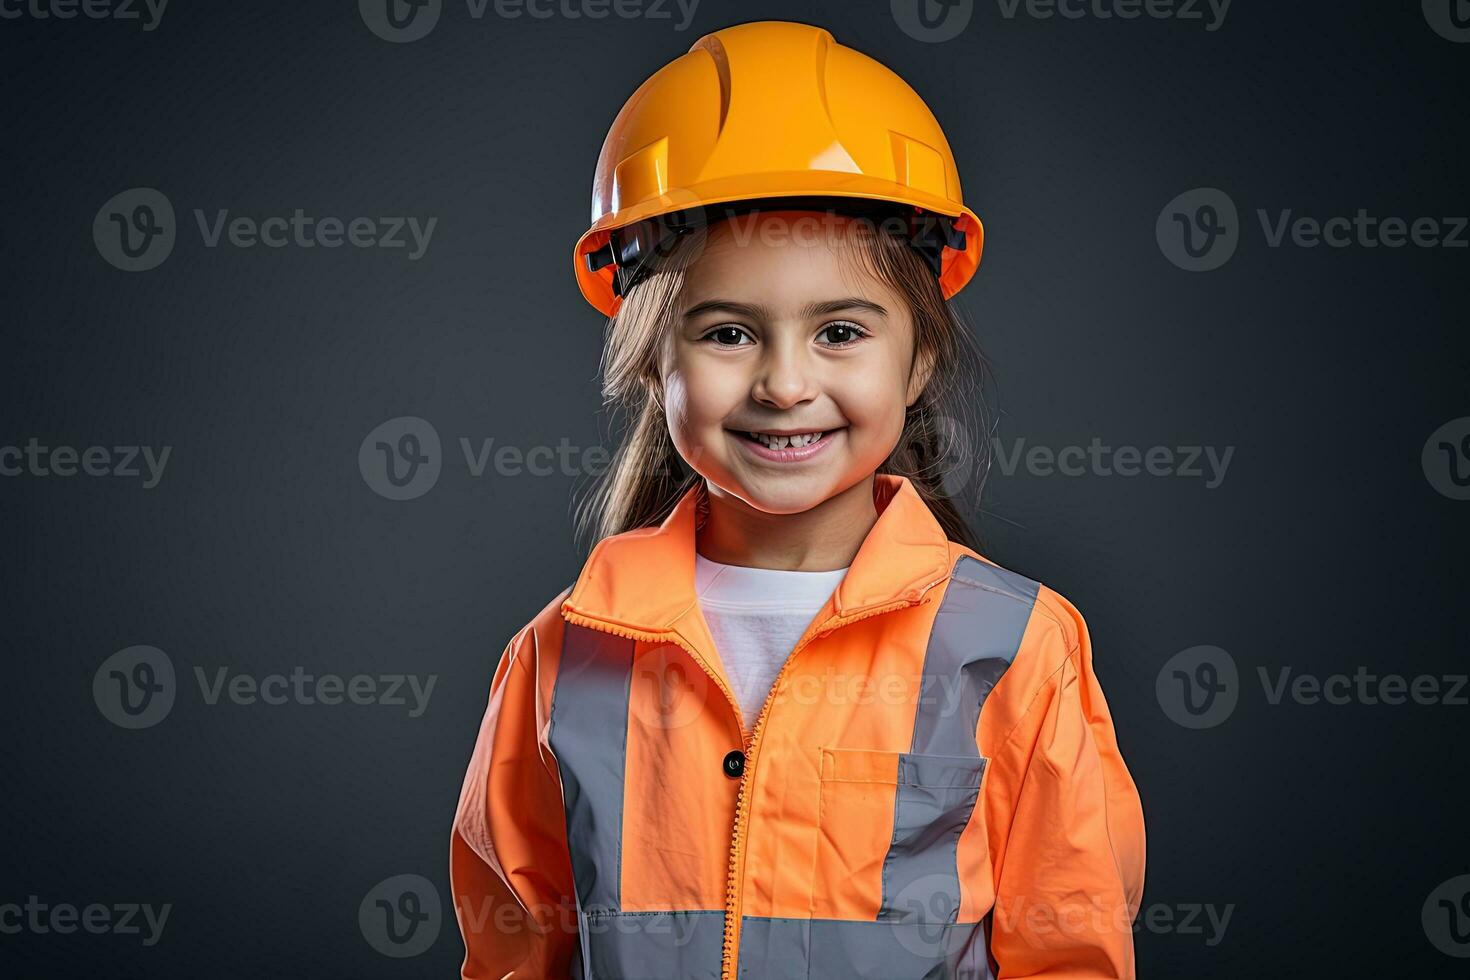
left=662, top=367, right=726, bottom=454
left=672, top=359, right=745, bottom=428
left=835, top=371, right=908, bottom=439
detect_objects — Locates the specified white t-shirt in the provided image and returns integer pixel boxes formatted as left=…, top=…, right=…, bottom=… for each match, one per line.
left=694, top=552, right=851, bottom=735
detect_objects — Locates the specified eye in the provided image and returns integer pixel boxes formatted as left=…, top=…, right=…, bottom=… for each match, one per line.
left=701, top=325, right=754, bottom=347
left=819, top=320, right=869, bottom=347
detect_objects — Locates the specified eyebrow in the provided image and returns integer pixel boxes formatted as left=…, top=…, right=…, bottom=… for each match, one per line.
left=681, top=297, right=889, bottom=321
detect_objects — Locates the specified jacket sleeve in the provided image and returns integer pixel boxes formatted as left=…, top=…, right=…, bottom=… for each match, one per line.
left=986, top=597, right=1147, bottom=978
left=450, top=623, right=581, bottom=979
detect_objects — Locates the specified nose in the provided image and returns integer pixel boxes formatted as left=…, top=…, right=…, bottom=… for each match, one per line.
left=751, top=335, right=819, bottom=410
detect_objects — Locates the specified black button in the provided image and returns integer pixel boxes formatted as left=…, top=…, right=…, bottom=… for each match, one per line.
left=722, top=750, right=745, bottom=779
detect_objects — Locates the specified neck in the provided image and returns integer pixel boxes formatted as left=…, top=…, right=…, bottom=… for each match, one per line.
left=695, top=475, right=878, bottom=571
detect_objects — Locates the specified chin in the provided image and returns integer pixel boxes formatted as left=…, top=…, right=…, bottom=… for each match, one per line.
left=710, top=470, right=837, bottom=516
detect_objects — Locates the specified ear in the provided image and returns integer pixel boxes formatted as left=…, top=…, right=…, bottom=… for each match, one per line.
left=905, top=342, right=937, bottom=408
left=641, top=368, right=667, bottom=409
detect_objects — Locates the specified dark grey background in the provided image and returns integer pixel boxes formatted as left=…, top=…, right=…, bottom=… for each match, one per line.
left=2, top=0, right=1466, bottom=976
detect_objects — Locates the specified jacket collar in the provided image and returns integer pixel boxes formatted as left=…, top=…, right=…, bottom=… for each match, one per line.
left=561, top=473, right=954, bottom=636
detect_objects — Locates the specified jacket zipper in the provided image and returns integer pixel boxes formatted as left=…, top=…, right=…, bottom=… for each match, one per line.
left=716, top=584, right=945, bottom=980
left=563, top=571, right=948, bottom=980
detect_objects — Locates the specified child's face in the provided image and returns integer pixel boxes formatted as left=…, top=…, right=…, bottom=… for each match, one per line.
left=659, top=210, right=930, bottom=516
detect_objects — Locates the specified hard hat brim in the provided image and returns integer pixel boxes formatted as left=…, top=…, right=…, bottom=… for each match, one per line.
left=572, top=171, right=984, bottom=318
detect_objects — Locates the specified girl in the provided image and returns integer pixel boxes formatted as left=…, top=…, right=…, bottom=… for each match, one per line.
left=452, top=19, right=1146, bottom=979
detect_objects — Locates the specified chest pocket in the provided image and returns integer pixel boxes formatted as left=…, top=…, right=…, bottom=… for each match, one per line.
left=812, top=746, right=987, bottom=923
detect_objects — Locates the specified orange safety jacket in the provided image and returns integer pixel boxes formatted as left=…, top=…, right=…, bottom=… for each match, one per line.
left=451, top=473, right=1147, bottom=979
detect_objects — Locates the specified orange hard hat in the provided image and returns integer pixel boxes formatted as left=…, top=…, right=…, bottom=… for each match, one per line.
left=571, top=20, right=985, bottom=317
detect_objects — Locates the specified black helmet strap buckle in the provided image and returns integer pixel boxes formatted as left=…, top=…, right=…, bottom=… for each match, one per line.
left=584, top=196, right=968, bottom=302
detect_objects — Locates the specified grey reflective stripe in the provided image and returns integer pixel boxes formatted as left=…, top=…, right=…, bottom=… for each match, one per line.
left=909, top=555, right=1041, bottom=758
left=568, top=912, right=987, bottom=979
left=878, top=556, right=1040, bottom=924
left=879, top=752, right=987, bottom=923
left=548, top=622, right=634, bottom=913
left=738, top=915, right=987, bottom=979
left=737, top=916, right=807, bottom=979
left=580, top=909, right=724, bottom=980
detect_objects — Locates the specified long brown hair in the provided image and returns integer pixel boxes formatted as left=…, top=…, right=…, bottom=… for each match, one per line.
left=570, top=211, right=994, bottom=556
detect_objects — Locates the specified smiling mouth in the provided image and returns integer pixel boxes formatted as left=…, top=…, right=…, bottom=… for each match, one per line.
left=728, top=427, right=846, bottom=451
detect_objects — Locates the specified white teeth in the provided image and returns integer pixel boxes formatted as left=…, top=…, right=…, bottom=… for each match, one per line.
left=748, top=431, right=824, bottom=450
